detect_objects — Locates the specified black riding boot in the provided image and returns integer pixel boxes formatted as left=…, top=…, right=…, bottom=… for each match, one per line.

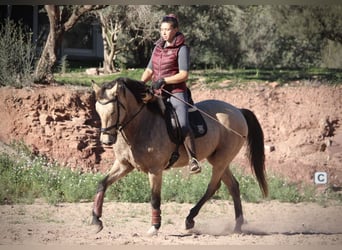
left=183, top=132, right=201, bottom=174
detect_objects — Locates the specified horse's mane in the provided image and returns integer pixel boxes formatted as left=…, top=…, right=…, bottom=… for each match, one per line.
left=119, top=77, right=148, bottom=103
left=101, top=77, right=161, bottom=114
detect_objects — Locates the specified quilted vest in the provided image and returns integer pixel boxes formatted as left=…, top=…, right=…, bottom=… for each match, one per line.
left=152, top=32, right=187, bottom=93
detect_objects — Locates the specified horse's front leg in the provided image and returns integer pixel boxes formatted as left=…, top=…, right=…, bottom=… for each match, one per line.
left=92, top=160, right=133, bottom=233
left=147, top=171, right=163, bottom=236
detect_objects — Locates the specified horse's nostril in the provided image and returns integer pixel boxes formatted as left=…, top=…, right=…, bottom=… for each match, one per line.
left=101, top=134, right=116, bottom=145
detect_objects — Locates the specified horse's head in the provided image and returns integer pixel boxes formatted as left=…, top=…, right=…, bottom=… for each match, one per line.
left=92, top=77, right=154, bottom=145
left=92, top=79, right=127, bottom=145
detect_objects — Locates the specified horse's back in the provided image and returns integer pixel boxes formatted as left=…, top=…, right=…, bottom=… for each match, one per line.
left=195, top=99, right=248, bottom=137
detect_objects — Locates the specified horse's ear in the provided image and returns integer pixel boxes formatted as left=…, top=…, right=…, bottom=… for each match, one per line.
left=107, top=81, right=120, bottom=98
left=92, top=80, right=101, bottom=100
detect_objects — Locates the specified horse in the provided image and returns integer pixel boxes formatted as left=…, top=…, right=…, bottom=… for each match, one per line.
left=91, top=77, right=268, bottom=236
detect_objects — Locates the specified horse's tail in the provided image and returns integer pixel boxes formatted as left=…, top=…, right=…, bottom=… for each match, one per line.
left=240, top=108, right=268, bottom=197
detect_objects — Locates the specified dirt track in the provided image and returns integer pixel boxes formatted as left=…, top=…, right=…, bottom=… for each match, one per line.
left=1, top=200, right=342, bottom=245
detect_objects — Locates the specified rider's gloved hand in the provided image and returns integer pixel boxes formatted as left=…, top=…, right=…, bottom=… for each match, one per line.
left=152, top=78, right=166, bottom=91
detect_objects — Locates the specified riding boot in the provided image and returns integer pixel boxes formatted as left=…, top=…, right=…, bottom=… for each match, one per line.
left=183, top=132, right=201, bottom=174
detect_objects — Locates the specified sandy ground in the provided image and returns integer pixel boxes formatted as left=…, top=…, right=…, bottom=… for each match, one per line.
left=0, top=200, right=341, bottom=246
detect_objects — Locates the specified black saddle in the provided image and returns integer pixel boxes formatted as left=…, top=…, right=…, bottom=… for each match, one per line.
left=164, top=101, right=207, bottom=145
left=160, top=89, right=207, bottom=168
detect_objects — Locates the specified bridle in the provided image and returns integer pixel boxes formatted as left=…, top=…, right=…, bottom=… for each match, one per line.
left=97, top=95, right=145, bottom=137
left=98, top=96, right=123, bottom=136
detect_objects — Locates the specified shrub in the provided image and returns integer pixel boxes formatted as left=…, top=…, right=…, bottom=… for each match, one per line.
left=0, top=19, right=36, bottom=87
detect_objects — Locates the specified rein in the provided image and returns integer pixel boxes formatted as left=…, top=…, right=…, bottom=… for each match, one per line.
left=161, top=88, right=246, bottom=139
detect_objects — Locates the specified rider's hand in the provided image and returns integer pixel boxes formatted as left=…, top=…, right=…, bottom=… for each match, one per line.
left=152, top=78, right=166, bottom=91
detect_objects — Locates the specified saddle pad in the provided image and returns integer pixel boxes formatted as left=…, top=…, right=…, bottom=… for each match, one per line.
left=164, top=102, right=207, bottom=145
left=189, top=107, right=207, bottom=138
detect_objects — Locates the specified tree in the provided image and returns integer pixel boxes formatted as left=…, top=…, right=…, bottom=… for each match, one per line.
left=96, top=5, right=161, bottom=74
left=159, top=5, right=243, bottom=69
left=273, top=5, right=342, bottom=68
left=34, top=5, right=106, bottom=83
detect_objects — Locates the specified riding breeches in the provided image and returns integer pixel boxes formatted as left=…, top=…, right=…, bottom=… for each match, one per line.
left=168, top=91, right=190, bottom=138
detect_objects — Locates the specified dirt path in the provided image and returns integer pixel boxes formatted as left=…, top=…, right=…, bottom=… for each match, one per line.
left=1, top=200, right=341, bottom=245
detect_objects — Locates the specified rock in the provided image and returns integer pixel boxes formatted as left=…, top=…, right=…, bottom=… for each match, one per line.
left=265, top=145, right=275, bottom=152
left=85, top=68, right=99, bottom=75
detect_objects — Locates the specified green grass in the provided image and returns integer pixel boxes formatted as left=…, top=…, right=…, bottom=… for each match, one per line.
left=0, top=151, right=103, bottom=204
left=1, top=147, right=340, bottom=205
left=188, top=68, right=342, bottom=88
left=54, top=68, right=342, bottom=88
left=55, top=69, right=145, bottom=86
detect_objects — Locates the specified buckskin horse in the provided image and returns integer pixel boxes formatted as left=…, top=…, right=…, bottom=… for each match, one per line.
left=91, top=77, right=268, bottom=236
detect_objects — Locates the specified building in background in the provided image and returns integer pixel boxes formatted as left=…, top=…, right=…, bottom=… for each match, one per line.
left=0, top=5, right=104, bottom=62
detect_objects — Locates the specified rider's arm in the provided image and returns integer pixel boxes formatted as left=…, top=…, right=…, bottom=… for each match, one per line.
left=141, top=67, right=153, bottom=83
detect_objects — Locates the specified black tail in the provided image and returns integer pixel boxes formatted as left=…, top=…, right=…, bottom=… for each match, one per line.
left=240, top=108, right=268, bottom=197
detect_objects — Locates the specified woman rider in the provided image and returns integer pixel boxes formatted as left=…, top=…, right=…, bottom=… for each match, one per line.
left=141, top=14, right=201, bottom=174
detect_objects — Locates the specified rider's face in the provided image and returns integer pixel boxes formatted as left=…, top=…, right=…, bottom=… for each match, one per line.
left=160, top=22, right=178, bottom=43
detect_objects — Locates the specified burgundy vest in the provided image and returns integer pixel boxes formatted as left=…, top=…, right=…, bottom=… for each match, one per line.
left=152, top=33, right=187, bottom=93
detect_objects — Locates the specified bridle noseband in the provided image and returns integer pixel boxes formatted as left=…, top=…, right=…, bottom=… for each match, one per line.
left=97, top=95, right=145, bottom=137
left=98, top=96, right=123, bottom=135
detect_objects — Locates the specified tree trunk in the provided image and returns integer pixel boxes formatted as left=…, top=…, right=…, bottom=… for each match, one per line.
left=98, top=11, right=121, bottom=74
left=34, top=5, right=106, bottom=83
left=101, top=25, right=116, bottom=74
left=34, top=5, right=61, bottom=83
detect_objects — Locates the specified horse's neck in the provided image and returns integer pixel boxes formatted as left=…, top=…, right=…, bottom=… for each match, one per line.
left=120, top=104, right=162, bottom=143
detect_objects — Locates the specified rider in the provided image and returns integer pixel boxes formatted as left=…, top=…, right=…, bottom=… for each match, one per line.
left=141, top=14, right=201, bottom=174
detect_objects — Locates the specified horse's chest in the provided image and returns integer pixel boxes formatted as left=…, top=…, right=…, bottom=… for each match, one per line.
left=114, top=143, right=155, bottom=171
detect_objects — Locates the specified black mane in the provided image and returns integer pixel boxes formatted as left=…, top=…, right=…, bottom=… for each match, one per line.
left=101, top=77, right=161, bottom=114
left=116, top=77, right=148, bottom=104
left=100, top=77, right=147, bottom=103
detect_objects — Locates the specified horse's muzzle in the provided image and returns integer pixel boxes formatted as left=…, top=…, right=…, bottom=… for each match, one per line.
left=100, top=132, right=117, bottom=145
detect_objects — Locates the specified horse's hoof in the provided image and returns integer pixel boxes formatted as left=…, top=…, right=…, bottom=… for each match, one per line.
left=185, top=218, right=195, bottom=230
left=91, top=215, right=103, bottom=233
left=233, top=227, right=242, bottom=234
left=233, top=215, right=244, bottom=234
left=147, top=226, right=158, bottom=237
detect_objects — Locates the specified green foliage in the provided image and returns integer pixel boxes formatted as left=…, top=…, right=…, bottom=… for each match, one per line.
left=58, top=55, right=70, bottom=74
left=0, top=19, right=36, bottom=87
left=55, top=68, right=145, bottom=86
left=1, top=147, right=340, bottom=205
left=106, top=170, right=150, bottom=203
left=55, top=68, right=341, bottom=88
left=162, top=168, right=210, bottom=203
left=0, top=151, right=103, bottom=205
left=156, top=5, right=342, bottom=70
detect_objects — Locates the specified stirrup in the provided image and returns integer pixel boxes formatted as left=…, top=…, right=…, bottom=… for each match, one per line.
left=189, top=157, right=201, bottom=174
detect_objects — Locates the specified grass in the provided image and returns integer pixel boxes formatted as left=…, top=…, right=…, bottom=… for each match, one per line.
left=54, top=67, right=342, bottom=88
left=55, top=68, right=145, bottom=86
left=0, top=152, right=103, bottom=204
left=0, top=145, right=340, bottom=205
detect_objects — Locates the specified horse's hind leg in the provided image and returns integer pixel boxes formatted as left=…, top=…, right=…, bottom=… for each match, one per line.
left=92, top=160, right=133, bottom=233
left=185, top=167, right=224, bottom=230
left=221, top=167, right=244, bottom=233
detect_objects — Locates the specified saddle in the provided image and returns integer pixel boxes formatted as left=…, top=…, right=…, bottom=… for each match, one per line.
left=164, top=101, right=207, bottom=144
left=160, top=89, right=207, bottom=168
